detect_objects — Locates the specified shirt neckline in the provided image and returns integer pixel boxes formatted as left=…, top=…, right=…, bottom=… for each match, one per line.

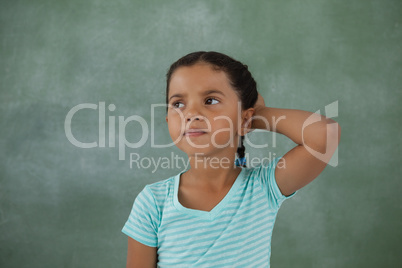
left=173, top=168, right=246, bottom=220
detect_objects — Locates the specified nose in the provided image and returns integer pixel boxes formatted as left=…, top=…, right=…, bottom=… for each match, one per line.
left=187, top=116, right=200, bottom=122
left=184, top=103, right=204, bottom=122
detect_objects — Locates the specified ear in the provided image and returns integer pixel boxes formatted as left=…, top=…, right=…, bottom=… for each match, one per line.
left=240, top=108, right=255, bottom=136
left=165, top=116, right=168, bottom=123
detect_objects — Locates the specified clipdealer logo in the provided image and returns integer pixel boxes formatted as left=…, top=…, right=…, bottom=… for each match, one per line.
left=63, top=101, right=278, bottom=161
left=64, top=101, right=339, bottom=168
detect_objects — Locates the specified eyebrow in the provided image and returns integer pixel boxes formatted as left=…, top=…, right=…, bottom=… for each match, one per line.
left=168, top=89, right=226, bottom=102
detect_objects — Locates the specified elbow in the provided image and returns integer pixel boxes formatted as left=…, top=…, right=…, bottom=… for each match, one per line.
left=319, top=121, right=341, bottom=154
left=336, top=123, right=342, bottom=143
left=329, top=121, right=341, bottom=145
left=307, top=121, right=341, bottom=154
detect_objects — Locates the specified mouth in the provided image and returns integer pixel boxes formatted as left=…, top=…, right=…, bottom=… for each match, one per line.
left=183, top=129, right=207, bottom=137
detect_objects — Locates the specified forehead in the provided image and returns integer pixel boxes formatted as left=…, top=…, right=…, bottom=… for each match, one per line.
left=168, top=63, right=237, bottom=98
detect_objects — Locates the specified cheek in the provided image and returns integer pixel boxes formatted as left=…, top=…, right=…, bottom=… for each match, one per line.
left=213, top=111, right=240, bottom=130
left=167, top=114, right=184, bottom=138
left=211, top=115, right=239, bottom=145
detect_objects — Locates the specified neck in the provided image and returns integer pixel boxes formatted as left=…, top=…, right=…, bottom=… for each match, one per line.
left=183, top=150, right=242, bottom=191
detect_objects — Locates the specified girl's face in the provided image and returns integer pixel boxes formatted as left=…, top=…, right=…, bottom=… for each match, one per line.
left=166, top=63, right=252, bottom=158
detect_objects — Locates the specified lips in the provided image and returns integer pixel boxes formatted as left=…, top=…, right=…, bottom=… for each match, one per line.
left=184, top=129, right=207, bottom=136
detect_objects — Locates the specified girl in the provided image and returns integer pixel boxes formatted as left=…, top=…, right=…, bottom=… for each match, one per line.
left=122, top=51, right=341, bottom=267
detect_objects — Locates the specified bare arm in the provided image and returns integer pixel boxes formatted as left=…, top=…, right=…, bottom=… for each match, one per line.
left=250, top=95, right=341, bottom=196
left=126, top=237, right=157, bottom=268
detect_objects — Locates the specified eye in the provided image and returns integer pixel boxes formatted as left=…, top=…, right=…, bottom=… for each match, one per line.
left=172, top=101, right=184, bottom=108
left=205, top=98, right=220, bottom=105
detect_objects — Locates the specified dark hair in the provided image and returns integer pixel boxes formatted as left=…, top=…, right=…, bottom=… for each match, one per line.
left=165, top=51, right=258, bottom=167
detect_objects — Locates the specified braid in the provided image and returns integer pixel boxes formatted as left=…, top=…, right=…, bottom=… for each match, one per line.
left=235, top=136, right=247, bottom=167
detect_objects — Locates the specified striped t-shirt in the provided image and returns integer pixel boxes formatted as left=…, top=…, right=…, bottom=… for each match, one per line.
left=122, top=158, right=296, bottom=267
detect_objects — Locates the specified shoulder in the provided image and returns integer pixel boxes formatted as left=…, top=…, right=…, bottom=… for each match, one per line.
left=138, top=173, right=177, bottom=208
left=244, top=158, right=295, bottom=206
left=145, top=174, right=176, bottom=196
left=243, top=158, right=279, bottom=181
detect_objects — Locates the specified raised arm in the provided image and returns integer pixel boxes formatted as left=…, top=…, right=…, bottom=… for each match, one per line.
left=250, top=94, right=341, bottom=196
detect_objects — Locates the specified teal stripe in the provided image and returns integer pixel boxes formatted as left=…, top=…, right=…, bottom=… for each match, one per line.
left=159, top=217, right=273, bottom=257
left=186, top=226, right=271, bottom=261
left=159, top=198, right=274, bottom=238
left=159, top=225, right=274, bottom=258
left=160, top=205, right=274, bottom=242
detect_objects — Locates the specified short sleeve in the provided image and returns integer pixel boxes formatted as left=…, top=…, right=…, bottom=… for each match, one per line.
left=255, top=157, right=296, bottom=209
left=122, top=186, right=159, bottom=247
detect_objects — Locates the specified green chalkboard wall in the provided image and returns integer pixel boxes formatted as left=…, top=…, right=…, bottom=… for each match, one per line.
left=1, top=0, right=401, bottom=267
